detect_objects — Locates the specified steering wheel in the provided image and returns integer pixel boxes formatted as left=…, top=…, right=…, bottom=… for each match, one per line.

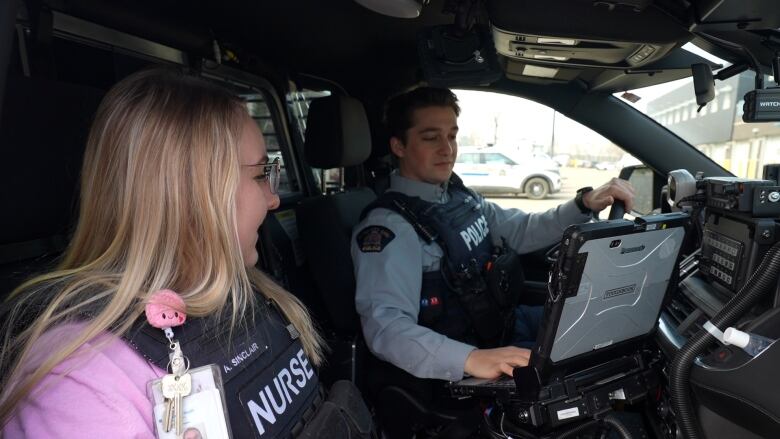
left=607, top=199, right=626, bottom=220
left=544, top=199, right=627, bottom=264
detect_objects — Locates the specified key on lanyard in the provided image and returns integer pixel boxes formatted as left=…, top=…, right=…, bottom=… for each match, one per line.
left=145, top=289, right=191, bottom=436
left=162, top=372, right=192, bottom=435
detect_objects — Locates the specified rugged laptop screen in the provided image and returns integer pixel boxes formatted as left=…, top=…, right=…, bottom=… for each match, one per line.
left=449, top=213, right=688, bottom=399
left=541, top=213, right=688, bottom=364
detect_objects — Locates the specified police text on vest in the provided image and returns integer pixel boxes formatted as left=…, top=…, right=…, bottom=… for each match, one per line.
left=460, top=215, right=489, bottom=251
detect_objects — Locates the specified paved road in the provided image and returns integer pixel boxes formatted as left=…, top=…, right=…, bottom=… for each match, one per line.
left=486, top=167, right=620, bottom=213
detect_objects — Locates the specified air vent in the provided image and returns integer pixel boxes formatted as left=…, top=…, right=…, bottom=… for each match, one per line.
left=665, top=293, right=707, bottom=338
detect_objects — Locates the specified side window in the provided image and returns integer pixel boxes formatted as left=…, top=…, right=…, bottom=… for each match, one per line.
left=454, top=89, right=638, bottom=213
left=457, top=153, right=480, bottom=164
left=484, top=153, right=514, bottom=165
left=286, top=89, right=340, bottom=194
left=245, top=95, right=297, bottom=194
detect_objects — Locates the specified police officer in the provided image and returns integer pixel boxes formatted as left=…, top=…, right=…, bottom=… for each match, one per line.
left=351, top=87, right=635, bottom=384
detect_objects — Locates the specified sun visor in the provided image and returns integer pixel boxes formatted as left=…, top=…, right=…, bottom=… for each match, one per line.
left=487, top=0, right=689, bottom=44
left=486, top=0, right=695, bottom=82
left=492, top=27, right=677, bottom=71
left=504, top=60, right=581, bottom=83
left=588, top=48, right=723, bottom=92
left=688, top=0, right=780, bottom=32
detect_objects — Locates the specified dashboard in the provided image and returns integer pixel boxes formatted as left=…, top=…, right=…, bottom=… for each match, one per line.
left=476, top=170, right=780, bottom=439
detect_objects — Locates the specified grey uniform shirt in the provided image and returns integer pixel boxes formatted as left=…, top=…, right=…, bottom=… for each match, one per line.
left=351, top=172, right=592, bottom=381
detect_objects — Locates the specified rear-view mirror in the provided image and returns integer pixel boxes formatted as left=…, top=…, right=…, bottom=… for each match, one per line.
left=692, top=63, right=715, bottom=108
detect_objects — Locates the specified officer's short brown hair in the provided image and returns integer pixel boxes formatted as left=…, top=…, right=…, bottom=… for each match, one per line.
left=384, top=87, right=460, bottom=144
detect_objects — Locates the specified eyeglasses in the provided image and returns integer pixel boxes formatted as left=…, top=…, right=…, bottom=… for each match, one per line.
left=257, top=158, right=281, bottom=194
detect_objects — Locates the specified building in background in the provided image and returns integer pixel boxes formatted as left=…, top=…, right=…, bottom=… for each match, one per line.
left=647, top=72, right=780, bottom=179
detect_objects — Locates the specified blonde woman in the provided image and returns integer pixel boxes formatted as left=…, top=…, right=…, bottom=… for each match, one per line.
left=0, top=69, right=367, bottom=438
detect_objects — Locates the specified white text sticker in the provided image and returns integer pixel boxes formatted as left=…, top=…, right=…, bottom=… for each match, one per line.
left=557, top=407, right=580, bottom=420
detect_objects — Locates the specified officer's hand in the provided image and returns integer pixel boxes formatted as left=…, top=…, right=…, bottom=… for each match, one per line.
left=464, top=346, right=531, bottom=379
left=582, top=178, right=635, bottom=214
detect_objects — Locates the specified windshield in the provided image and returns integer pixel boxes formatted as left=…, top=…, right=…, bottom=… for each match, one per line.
left=453, top=89, right=635, bottom=214
left=618, top=44, right=780, bottom=180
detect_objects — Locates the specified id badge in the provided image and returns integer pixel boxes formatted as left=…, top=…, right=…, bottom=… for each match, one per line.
left=149, top=364, right=233, bottom=439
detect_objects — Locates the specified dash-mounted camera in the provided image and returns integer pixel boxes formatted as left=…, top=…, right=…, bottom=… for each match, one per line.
left=743, top=88, right=780, bottom=123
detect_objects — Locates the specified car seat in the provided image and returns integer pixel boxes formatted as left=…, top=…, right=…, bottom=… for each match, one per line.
left=0, top=74, right=104, bottom=300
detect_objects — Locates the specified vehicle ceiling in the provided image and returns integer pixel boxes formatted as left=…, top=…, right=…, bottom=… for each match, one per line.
left=42, top=0, right=780, bottom=96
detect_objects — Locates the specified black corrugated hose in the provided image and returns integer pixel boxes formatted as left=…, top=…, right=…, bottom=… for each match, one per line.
left=602, top=413, right=633, bottom=439
left=669, top=241, right=780, bottom=439
left=551, top=414, right=633, bottom=439
left=553, top=419, right=598, bottom=439
left=483, top=412, right=633, bottom=439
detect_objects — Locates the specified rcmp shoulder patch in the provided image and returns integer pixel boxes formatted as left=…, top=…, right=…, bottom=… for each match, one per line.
left=357, top=226, right=396, bottom=253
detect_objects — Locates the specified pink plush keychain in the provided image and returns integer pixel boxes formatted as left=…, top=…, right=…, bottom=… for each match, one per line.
left=146, top=289, right=192, bottom=435
left=145, top=289, right=187, bottom=331
left=145, top=289, right=188, bottom=374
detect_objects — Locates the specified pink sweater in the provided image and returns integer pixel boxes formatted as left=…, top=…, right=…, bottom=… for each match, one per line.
left=3, top=324, right=166, bottom=438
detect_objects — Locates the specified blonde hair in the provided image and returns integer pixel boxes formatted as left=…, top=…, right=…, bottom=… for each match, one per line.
left=0, top=68, right=324, bottom=425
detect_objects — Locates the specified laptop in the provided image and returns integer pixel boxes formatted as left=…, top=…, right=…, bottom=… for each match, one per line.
left=450, top=212, right=689, bottom=399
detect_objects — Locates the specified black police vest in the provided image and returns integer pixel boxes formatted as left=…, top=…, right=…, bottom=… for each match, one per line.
left=361, top=175, right=506, bottom=347
left=125, top=299, right=320, bottom=439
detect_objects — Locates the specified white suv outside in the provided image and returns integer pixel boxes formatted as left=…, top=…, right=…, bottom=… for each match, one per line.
left=454, top=147, right=562, bottom=199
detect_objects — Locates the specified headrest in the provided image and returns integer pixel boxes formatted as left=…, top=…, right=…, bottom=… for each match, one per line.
left=304, top=95, right=371, bottom=169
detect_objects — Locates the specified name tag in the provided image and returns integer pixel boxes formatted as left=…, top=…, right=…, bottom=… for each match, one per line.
left=197, top=331, right=269, bottom=383
left=221, top=339, right=267, bottom=379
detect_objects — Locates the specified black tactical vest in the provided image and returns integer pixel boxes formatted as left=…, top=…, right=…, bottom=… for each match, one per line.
left=125, top=300, right=320, bottom=438
left=361, top=175, right=510, bottom=348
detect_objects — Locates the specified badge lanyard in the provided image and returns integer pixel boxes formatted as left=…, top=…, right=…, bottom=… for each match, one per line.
left=145, top=290, right=232, bottom=439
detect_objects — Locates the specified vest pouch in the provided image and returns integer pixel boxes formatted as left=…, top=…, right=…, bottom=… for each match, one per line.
left=444, top=258, right=504, bottom=348
left=298, top=380, right=374, bottom=439
left=484, top=247, right=524, bottom=345
left=456, top=288, right=504, bottom=348
left=485, top=248, right=524, bottom=309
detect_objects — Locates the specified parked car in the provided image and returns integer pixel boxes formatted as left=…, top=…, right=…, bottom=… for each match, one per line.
left=454, top=148, right=562, bottom=199
left=552, top=153, right=571, bottom=167
left=531, top=152, right=561, bottom=170
left=595, top=161, right=617, bottom=171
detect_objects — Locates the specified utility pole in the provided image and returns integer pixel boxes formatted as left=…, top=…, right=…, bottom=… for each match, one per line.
left=550, top=111, right=556, bottom=156
left=493, top=115, right=499, bottom=146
